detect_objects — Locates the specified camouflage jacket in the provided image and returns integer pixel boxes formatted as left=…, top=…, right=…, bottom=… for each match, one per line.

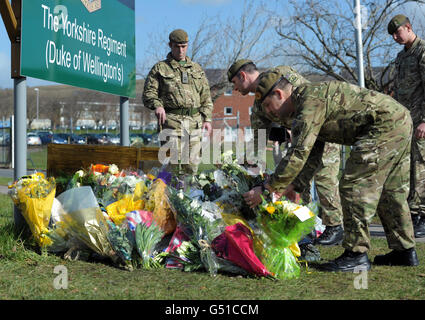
left=142, top=53, right=213, bottom=122
left=251, top=66, right=309, bottom=150
left=393, top=36, right=425, bottom=126
left=269, top=80, right=411, bottom=193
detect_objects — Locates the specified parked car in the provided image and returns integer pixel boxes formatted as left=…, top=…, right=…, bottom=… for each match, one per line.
left=69, top=134, right=86, bottom=144
left=52, top=134, right=67, bottom=144
left=0, top=132, right=10, bottom=145
left=80, top=133, right=108, bottom=144
left=35, top=131, right=53, bottom=144
left=140, top=133, right=153, bottom=144
left=151, top=133, right=160, bottom=146
left=27, top=132, right=42, bottom=146
left=102, top=133, right=120, bottom=145
left=130, top=133, right=144, bottom=145
left=130, top=133, right=153, bottom=145
left=55, top=133, right=86, bottom=144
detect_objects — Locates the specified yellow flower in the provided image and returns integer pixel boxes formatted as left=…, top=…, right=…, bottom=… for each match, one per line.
left=274, top=201, right=283, bottom=206
left=266, top=206, right=276, bottom=214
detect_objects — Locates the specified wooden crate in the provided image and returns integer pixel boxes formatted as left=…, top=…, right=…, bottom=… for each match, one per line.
left=47, top=144, right=161, bottom=177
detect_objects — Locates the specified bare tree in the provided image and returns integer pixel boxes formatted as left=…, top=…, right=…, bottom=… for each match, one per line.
left=273, top=0, right=425, bottom=92
left=43, top=93, right=64, bottom=130
left=0, top=88, right=13, bottom=120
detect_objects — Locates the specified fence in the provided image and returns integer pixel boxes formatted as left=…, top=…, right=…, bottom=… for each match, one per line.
left=0, top=118, right=11, bottom=167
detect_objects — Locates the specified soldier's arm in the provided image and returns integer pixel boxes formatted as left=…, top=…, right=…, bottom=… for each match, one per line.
left=142, top=65, right=163, bottom=111
left=267, top=98, right=327, bottom=194
left=419, top=48, right=425, bottom=123
left=198, top=70, right=213, bottom=122
left=291, top=140, right=325, bottom=193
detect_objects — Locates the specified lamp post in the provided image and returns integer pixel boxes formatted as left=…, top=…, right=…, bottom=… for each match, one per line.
left=34, top=87, right=39, bottom=120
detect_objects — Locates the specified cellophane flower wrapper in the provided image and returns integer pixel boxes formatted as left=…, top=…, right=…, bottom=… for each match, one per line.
left=168, top=187, right=226, bottom=276
left=144, top=179, right=176, bottom=236
left=8, top=173, right=56, bottom=248
left=105, top=181, right=147, bottom=226
left=56, top=186, right=115, bottom=258
left=257, top=199, right=316, bottom=279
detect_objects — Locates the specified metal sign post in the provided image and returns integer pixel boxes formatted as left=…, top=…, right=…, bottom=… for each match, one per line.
left=0, top=0, right=27, bottom=229
left=354, top=0, right=365, bottom=88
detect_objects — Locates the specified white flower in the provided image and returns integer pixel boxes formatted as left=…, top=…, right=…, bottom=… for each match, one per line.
left=190, top=199, right=202, bottom=209
left=94, top=171, right=102, bottom=177
left=76, top=170, right=85, bottom=178
left=108, top=175, right=117, bottom=184
left=222, top=150, right=234, bottom=164
left=198, top=173, right=207, bottom=180
left=76, top=182, right=81, bottom=188
left=123, top=175, right=138, bottom=189
left=108, top=164, right=119, bottom=175
left=178, top=190, right=184, bottom=200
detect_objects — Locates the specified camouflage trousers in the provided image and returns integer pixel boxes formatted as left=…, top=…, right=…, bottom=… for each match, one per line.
left=339, top=114, right=415, bottom=253
left=299, top=143, right=343, bottom=226
left=159, top=114, right=203, bottom=175
left=408, top=136, right=425, bottom=217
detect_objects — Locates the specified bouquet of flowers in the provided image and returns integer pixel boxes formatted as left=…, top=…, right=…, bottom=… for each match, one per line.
left=8, top=172, right=56, bottom=247
left=168, top=187, right=226, bottom=276
left=143, top=178, right=176, bottom=235
left=135, top=221, right=165, bottom=270
left=257, top=198, right=316, bottom=279
left=64, top=164, right=149, bottom=207
left=55, top=186, right=115, bottom=259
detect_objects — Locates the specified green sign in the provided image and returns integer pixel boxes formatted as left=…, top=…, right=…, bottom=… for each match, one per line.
left=20, top=0, right=136, bottom=98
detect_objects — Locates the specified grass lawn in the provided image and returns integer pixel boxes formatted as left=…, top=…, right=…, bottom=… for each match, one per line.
left=27, top=146, right=47, bottom=171
left=0, top=177, right=12, bottom=186
left=0, top=194, right=424, bottom=301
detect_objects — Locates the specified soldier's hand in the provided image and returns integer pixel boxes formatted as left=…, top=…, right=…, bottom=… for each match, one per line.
left=243, top=186, right=263, bottom=208
left=415, top=123, right=425, bottom=140
left=155, top=107, right=166, bottom=125
left=277, top=184, right=300, bottom=203
left=202, top=121, right=212, bottom=137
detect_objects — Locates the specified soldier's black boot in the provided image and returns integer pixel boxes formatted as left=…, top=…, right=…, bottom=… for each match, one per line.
left=315, top=225, right=344, bottom=246
left=412, top=214, right=425, bottom=238
left=316, top=250, right=371, bottom=272
left=373, top=248, right=419, bottom=266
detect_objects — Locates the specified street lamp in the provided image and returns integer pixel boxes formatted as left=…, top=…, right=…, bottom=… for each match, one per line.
left=34, top=88, right=39, bottom=120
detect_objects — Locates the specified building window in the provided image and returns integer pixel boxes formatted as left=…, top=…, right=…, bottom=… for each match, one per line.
left=224, top=88, right=233, bottom=96
left=224, top=106, right=233, bottom=115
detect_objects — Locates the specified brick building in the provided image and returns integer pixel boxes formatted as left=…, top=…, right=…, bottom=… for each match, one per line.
left=211, top=89, right=255, bottom=142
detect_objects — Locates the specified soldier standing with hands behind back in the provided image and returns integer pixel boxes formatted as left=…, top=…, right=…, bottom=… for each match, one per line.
left=388, top=15, right=425, bottom=238
left=143, top=29, right=213, bottom=175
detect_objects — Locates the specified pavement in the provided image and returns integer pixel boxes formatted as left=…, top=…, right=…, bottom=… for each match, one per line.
left=1, top=168, right=425, bottom=243
left=0, top=185, right=8, bottom=194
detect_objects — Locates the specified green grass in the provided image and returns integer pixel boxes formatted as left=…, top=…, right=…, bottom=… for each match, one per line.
left=1, top=193, right=424, bottom=300
left=0, top=177, right=12, bottom=186
left=27, top=146, right=47, bottom=171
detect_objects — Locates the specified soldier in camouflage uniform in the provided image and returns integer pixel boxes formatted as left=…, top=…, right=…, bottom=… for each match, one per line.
left=228, top=60, right=344, bottom=245
left=388, top=15, right=425, bottom=238
left=142, top=29, right=213, bottom=175
left=243, top=71, right=419, bottom=271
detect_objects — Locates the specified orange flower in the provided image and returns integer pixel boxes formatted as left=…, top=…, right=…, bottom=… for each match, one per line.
left=91, top=164, right=109, bottom=174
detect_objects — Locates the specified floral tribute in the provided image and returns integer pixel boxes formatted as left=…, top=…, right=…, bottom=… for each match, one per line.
left=9, top=156, right=320, bottom=279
